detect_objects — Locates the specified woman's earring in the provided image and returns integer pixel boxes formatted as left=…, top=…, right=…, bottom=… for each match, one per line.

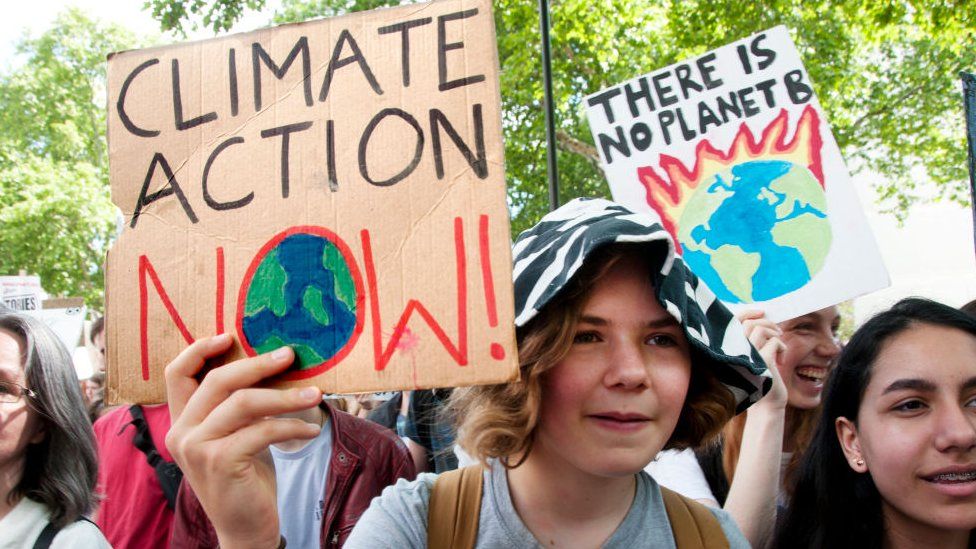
left=854, top=457, right=865, bottom=467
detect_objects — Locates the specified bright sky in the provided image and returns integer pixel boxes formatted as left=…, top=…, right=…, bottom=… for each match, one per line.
left=2, top=0, right=974, bottom=326
left=0, top=0, right=279, bottom=378
left=854, top=181, right=975, bottom=320
left=0, top=0, right=279, bottom=68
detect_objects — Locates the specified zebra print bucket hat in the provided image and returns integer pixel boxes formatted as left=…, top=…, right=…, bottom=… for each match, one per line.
left=512, top=197, right=771, bottom=412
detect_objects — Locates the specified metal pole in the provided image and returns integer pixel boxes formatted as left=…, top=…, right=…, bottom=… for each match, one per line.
left=963, top=72, right=976, bottom=261
left=539, top=0, right=559, bottom=211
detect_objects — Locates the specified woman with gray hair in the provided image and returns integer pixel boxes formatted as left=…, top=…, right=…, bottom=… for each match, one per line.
left=0, top=309, right=110, bottom=548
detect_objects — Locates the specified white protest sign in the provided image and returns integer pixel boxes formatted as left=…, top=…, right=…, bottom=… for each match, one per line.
left=27, top=298, right=88, bottom=352
left=1, top=275, right=47, bottom=311
left=585, top=26, right=889, bottom=321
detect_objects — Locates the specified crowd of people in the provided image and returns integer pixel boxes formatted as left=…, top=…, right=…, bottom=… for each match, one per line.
left=1, top=197, right=975, bottom=548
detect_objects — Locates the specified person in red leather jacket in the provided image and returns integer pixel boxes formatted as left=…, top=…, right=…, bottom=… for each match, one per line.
left=169, top=399, right=415, bottom=548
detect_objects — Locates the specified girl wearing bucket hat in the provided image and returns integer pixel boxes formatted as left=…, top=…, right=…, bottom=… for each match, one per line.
left=344, top=197, right=771, bottom=548
left=162, top=198, right=770, bottom=548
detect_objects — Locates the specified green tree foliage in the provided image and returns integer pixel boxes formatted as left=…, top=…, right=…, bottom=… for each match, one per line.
left=147, top=0, right=267, bottom=36
left=0, top=10, right=137, bottom=309
left=273, top=0, right=403, bottom=21
left=142, top=1, right=976, bottom=235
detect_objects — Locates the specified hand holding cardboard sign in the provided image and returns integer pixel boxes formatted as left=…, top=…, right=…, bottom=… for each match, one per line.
left=105, top=0, right=518, bottom=405
left=165, top=335, right=321, bottom=548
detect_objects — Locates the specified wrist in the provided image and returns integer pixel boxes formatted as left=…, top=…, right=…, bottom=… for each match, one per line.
left=744, top=404, right=787, bottom=428
left=754, top=390, right=789, bottom=413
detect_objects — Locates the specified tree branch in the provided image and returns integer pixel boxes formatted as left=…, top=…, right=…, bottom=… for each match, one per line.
left=847, top=56, right=964, bottom=134
left=555, top=130, right=601, bottom=169
left=848, top=84, right=927, bottom=134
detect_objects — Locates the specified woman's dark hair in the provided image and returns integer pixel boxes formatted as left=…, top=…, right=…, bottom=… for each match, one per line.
left=1, top=310, right=99, bottom=527
left=773, top=298, right=976, bottom=549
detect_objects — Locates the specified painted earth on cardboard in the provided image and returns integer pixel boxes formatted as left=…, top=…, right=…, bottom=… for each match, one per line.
left=241, top=233, right=359, bottom=369
left=678, top=159, right=831, bottom=303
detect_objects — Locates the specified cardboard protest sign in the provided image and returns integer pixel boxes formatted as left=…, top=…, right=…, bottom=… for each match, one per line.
left=105, top=0, right=517, bottom=404
left=585, top=26, right=889, bottom=321
left=1, top=275, right=46, bottom=311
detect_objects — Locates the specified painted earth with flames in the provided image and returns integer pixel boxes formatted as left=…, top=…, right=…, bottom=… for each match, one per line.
left=678, top=159, right=830, bottom=303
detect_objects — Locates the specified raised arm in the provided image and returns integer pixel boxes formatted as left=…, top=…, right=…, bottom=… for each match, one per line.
left=722, top=310, right=788, bottom=549
left=164, top=335, right=322, bottom=549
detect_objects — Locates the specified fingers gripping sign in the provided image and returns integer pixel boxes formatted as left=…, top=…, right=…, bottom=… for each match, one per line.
left=737, top=310, right=788, bottom=409
left=165, top=335, right=322, bottom=548
left=738, top=309, right=782, bottom=349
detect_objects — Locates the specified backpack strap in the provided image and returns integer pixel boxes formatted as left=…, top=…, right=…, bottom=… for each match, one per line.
left=127, top=405, right=183, bottom=510
left=427, top=465, right=483, bottom=549
left=660, top=486, right=730, bottom=549
left=127, top=405, right=162, bottom=467
left=32, top=522, right=60, bottom=549
left=32, top=517, right=97, bottom=549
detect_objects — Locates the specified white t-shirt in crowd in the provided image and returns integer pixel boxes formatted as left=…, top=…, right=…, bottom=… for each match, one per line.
left=646, top=448, right=718, bottom=504
left=454, top=444, right=475, bottom=468
left=647, top=448, right=794, bottom=508
left=271, top=417, right=333, bottom=549
left=462, top=446, right=718, bottom=504
left=0, top=496, right=109, bottom=549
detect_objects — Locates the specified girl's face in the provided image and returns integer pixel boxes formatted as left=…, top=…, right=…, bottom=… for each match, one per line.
left=777, top=306, right=841, bottom=410
left=534, top=255, right=692, bottom=478
left=837, top=323, right=976, bottom=534
left=0, top=329, right=43, bottom=482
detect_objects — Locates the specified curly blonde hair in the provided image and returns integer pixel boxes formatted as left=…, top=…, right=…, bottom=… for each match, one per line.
left=449, top=244, right=736, bottom=467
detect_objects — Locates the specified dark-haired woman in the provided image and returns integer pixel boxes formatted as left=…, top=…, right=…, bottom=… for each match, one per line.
left=0, top=310, right=108, bottom=547
left=774, top=298, right=976, bottom=549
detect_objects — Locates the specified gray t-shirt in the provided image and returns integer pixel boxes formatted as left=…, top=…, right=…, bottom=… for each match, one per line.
left=346, top=461, right=749, bottom=548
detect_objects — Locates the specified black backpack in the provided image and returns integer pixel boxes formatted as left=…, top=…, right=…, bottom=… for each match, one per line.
left=126, top=405, right=183, bottom=510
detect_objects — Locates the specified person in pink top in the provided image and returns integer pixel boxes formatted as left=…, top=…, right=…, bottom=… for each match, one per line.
left=94, top=403, right=175, bottom=548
